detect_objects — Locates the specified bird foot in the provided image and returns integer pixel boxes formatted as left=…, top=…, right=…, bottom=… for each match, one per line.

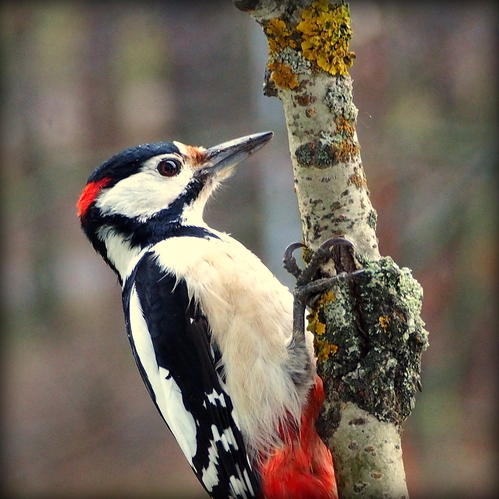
left=284, top=237, right=364, bottom=348
left=283, top=237, right=364, bottom=308
left=284, top=237, right=357, bottom=282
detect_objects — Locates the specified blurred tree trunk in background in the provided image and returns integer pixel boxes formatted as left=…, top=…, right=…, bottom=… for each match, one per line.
left=167, top=2, right=263, bottom=255
left=80, top=4, right=121, bottom=150
left=4, top=5, right=58, bottom=333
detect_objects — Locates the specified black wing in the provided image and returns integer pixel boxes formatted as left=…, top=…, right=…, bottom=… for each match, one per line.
left=122, top=251, right=260, bottom=499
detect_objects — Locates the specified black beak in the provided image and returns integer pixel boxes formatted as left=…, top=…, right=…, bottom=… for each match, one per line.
left=197, top=131, right=274, bottom=179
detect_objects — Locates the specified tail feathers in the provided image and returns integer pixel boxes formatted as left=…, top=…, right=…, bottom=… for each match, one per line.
left=260, top=377, right=338, bottom=499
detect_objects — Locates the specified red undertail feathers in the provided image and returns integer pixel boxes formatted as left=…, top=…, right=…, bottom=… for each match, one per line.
left=260, top=376, right=338, bottom=499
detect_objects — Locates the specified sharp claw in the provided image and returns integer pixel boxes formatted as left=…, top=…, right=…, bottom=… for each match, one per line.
left=284, top=237, right=356, bottom=283
left=283, top=242, right=305, bottom=262
left=296, top=236, right=355, bottom=286
left=312, top=236, right=354, bottom=267
left=319, top=236, right=353, bottom=251
left=283, top=242, right=306, bottom=279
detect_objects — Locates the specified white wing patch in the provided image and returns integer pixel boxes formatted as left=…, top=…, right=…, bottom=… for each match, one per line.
left=201, top=424, right=253, bottom=498
left=201, top=437, right=220, bottom=492
left=231, top=466, right=257, bottom=499
left=206, top=389, right=227, bottom=408
left=128, top=285, right=198, bottom=463
left=230, top=472, right=252, bottom=498
left=211, top=424, right=237, bottom=453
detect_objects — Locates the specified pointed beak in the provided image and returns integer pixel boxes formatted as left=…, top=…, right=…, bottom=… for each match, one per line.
left=197, top=131, right=274, bottom=179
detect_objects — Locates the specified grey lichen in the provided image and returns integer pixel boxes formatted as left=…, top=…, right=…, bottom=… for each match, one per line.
left=279, top=46, right=311, bottom=75
left=325, top=76, right=358, bottom=121
left=315, top=257, right=429, bottom=438
left=367, top=209, right=378, bottom=230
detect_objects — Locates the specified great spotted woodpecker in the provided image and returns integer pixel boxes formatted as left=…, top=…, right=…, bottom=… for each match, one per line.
left=77, top=132, right=338, bottom=499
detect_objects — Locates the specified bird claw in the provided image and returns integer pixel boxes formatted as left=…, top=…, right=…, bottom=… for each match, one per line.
left=283, top=242, right=306, bottom=279
left=284, top=237, right=363, bottom=312
left=297, top=237, right=353, bottom=287
left=283, top=236, right=354, bottom=285
left=294, top=270, right=365, bottom=307
left=286, top=237, right=364, bottom=347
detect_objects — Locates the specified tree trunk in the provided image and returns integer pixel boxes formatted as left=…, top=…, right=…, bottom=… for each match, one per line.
left=233, top=1, right=428, bottom=498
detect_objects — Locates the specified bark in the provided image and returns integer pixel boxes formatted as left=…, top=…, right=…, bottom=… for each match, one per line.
left=233, top=1, right=428, bottom=498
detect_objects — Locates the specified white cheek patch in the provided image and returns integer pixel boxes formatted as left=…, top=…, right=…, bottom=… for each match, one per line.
left=95, top=165, right=194, bottom=221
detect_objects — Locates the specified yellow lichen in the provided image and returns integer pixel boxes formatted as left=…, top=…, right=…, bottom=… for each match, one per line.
left=264, top=18, right=296, bottom=54
left=315, top=338, right=339, bottom=362
left=264, top=18, right=299, bottom=89
left=333, top=115, right=360, bottom=162
left=296, top=0, right=355, bottom=75
left=334, top=141, right=359, bottom=163
left=348, top=172, right=367, bottom=189
left=302, top=245, right=313, bottom=264
left=315, top=321, right=327, bottom=336
left=268, top=60, right=298, bottom=89
left=379, top=316, right=391, bottom=333
left=335, top=115, right=355, bottom=136
left=307, top=289, right=337, bottom=362
left=307, top=310, right=325, bottom=335
left=322, top=290, right=336, bottom=303
left=307, top=291, right=335, bottom=335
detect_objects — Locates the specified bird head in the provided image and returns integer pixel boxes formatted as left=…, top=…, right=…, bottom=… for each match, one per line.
left=77, top=131, right=273, bottom=278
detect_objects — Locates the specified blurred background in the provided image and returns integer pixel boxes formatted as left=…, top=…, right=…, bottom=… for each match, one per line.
left=1, top=1, right=497, bottom=498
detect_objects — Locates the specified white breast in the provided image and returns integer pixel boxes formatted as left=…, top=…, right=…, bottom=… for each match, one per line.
left=151, top=231, right=314, bottom=455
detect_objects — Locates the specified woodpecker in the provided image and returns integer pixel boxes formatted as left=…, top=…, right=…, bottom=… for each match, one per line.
left=77, top=132, right=338, bottom=499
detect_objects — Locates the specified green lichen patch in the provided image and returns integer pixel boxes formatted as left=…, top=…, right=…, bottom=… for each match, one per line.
left=296, top=139, right=337, bottom=168
left=315, top=257, right=429, bottom=429
left=295, top=123, right=359, bottom=168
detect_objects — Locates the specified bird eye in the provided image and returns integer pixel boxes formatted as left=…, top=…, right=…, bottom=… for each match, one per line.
left=157, top=158, right=181, bottom=177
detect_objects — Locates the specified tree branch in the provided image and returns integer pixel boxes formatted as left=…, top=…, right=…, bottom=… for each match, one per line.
left=234, top=1, right=428, bottom=497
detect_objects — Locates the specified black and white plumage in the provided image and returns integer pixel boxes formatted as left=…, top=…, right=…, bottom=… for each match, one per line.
left=77, top=133, right=317, bottom=498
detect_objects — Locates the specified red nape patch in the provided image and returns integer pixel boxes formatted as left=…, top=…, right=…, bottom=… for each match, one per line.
left=260, top=377, right=338, bottom=499
left=77, top=178, right=110, bottom=217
